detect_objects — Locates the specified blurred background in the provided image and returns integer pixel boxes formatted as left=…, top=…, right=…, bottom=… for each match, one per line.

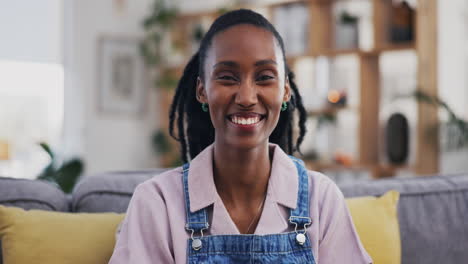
left=0, top=0, right=467, bottom=189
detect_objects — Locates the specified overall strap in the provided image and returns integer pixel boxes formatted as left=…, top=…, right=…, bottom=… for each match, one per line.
left=182, top=163, right=209, bottom=234
left=288, top=156, right=312, bottom=228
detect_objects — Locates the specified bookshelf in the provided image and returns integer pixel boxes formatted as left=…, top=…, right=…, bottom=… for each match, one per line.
left=155, top=0, right=438, bottom=178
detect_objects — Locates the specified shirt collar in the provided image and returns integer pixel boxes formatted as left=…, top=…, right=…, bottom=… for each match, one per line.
left=187, top=143, right=299, bottom=213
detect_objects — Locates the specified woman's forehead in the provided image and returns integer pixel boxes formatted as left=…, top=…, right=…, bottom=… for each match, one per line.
left=207, top=24, right=283, bottom=66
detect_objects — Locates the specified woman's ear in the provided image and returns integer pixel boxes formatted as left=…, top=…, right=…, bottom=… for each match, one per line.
left=196, top=77, right=207, bottom=103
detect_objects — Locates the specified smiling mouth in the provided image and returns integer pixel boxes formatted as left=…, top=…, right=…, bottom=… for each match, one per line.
left=227, top=113, right=266, bottom=126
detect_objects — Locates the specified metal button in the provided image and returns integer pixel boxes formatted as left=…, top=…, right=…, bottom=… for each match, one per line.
left=192, top=238, right=202, bottom=250
left=296, top=233, right=306, bottom=245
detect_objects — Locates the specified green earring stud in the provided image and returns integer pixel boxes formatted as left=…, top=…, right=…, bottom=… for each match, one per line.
left=201, top=103, right=209, bottom=112
left=281, top=102, right=288, bottom=111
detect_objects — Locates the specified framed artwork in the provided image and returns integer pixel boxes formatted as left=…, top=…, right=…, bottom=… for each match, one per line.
left=97, top=35, right=146, bottom=117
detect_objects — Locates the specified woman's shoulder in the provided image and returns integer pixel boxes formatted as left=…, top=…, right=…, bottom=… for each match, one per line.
left=305, top=169, right=345, bottom=202
left=306, top=170, right=336, bottom=187
left=287, top=156, right=338, bottom=193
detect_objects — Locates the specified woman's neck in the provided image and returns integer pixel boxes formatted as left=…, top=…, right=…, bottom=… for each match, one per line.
left=212, top=141, right=272, bottom=207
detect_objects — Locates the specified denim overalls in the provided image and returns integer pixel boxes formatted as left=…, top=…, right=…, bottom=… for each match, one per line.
left=182, top=157, right=317, bottom=263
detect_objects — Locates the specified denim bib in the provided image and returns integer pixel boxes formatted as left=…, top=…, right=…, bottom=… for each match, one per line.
left=182, top=156, right=316, bottom=263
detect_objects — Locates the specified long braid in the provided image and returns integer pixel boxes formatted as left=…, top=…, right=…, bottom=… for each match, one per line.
left=287, top=117, right=293, bottom=154
left=288, top=71, right=307, bottom=154
left=169, top=53, right=201, bottom=162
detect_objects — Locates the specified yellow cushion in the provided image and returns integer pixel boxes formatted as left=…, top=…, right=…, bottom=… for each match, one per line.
left=346, top=190, right=401, bottom=264
left=0, top=205, right=125, bottom=264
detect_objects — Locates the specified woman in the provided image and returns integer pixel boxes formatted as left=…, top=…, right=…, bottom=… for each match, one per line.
left=110, top=9, right=372, bottom=264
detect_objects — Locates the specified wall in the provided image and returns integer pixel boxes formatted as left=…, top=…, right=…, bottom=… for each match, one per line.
left=438, top=0, right=468, bottom=174
left=64, top=0, right=468, bottom=175
left=0, top=0, right=64, bottom=179
left=0, top=0, right=62, bottom=63
left=65, top=0, right=159, bottom=174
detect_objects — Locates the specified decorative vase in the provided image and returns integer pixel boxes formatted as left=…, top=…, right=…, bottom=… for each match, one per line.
left=385, top=113, right=409, bottom=164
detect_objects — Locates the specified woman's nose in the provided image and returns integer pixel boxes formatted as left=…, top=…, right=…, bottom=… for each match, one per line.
left=235, top=80, right=258, bottom=108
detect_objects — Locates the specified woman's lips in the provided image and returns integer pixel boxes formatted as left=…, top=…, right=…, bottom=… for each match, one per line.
left=227, top=113, right=266, bottom=129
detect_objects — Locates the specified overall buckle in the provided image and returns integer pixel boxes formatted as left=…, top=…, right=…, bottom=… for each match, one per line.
left=289, top=216, right=312, bottom=246
left=185, top=224, right=208, bottom=251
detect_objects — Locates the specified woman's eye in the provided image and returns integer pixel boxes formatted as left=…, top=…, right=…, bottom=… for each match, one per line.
left=217, top=75, right=237, bottom=82
left=256, top=75, right=274, bottom=82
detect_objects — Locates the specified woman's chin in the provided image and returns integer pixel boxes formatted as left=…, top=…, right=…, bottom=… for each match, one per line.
left=221, top=137, right=269, bottom=151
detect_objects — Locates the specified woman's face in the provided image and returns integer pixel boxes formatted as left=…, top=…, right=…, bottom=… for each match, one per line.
left=197, top=24, right=290, bottom=150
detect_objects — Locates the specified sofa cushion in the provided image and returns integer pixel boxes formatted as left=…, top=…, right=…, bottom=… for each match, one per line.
left=346, top=190, right=401, bottom=264
left=340, top=174, right=468, bottom=264
left=0, top=177, right=69, bottom=264
left=0, top=205, right=124, bottom=264
left=71, top=169, right=167, bottom=213
left=0, top=176, right=68, bottom=211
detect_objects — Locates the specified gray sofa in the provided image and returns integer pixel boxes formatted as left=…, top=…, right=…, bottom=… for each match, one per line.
left=1, top=170, right=467, bottom=263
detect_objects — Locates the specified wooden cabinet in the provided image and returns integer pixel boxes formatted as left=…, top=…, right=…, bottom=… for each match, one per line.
left=156, top=0, right=438, bottom=177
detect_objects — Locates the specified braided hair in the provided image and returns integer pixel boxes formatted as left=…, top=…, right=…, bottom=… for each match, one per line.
left=169, top=9, right=308, bottom=163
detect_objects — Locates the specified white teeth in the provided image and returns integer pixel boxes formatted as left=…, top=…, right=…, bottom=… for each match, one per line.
left=231, top=116, right=261, bottom=125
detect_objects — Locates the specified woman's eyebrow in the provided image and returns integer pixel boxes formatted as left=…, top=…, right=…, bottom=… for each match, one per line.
left=213, top=59, right=277, bottom=70
left=213, top=61, right=239, bottom=69
left=254, top=59, right=277, bottom=67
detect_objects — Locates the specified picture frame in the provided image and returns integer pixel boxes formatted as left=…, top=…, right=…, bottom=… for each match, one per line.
left=97, top=35, right=146, bottom=117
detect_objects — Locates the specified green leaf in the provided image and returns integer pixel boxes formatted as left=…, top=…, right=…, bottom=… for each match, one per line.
left=402, top=90, right=468, bottom=148
left=36, top=142, right=84, bottom=193
left=39, top=142, right=54, bottom=159
left=152, top=130, right=171, bottom=154
left=54, top=159, right=84, bottom=193
left=170, top=157, right=183, bottom=167
left=140, top=0, right=179, bottom=91
left=37, top=164, right=56, bottom=181
left=340, top=11, right=358, bottom=24
left=156, top=75, right=178, bottom=90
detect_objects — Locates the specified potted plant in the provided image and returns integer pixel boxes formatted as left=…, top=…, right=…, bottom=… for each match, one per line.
left=335, top=11, right=359, bottom=49
left=37, top=143, right=84, bottom=193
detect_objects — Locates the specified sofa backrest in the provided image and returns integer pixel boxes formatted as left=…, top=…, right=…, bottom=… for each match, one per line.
left=340, top=174, right=468, bottom=264
left=74, top=171, right=468, bottom=264
left=2, top=171, right=468, bottom=264
left=0, top=176, right=68, bottom=211
left=71, top=169, right=168, bottom=213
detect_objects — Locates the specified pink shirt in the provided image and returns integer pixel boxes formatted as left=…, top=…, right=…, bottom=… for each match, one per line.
left=109, top=144, right=372, bottom=263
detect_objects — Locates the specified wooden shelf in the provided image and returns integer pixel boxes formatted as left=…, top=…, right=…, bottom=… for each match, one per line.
left=305, top=160, right=368, bottom=171
left=369, top=43, right=416, bottom=54
left=307, top=106, right=354, bottom=116
left=313, top=48, right=362, bottom=57
left=305, top=159, right=411, bottom=179
left=154, top=0, right=438, bottom=176
left=262, top=0, right=308, bottom=8
left=177, top=0, right=309, bottom=18
left=284, top=43, right=416, bottom=61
